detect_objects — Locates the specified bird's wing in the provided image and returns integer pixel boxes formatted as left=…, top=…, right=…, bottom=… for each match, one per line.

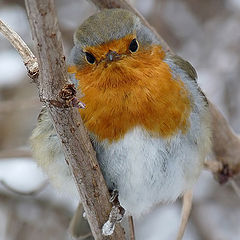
left=168, top=54, right=208, bottom=104
left=169, top=54, right=198, bottom=81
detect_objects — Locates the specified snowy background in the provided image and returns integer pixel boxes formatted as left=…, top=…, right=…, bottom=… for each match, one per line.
left=0, top=0, right=240, bottom=239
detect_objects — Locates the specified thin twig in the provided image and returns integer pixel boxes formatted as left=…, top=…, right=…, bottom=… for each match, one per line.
left=0, top=149, right=32, bottom=159
left=229, top=179, right=240, bottom=199
left=69, top=203, right=93, bottom=239
left=128, top=216, right=135, bottom=240
left=0, top=19, right=39, bottom=79
left=176, top=190, right=193, bottom=240
left=204, top=160, right=223, bottom=173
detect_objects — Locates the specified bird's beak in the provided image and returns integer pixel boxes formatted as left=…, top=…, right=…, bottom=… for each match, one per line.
left=105, top=50, right=121, bottom=62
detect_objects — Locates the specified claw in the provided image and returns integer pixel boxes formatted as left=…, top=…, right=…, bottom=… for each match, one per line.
left=109, top=189, right=119, bottom=203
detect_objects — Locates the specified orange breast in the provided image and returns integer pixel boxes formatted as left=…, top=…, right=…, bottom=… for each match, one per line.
left=68, top=42, right=191, bottom=142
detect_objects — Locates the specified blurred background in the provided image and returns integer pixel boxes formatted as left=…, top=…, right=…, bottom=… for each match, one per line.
left=0, top=0, right=240, bottom=239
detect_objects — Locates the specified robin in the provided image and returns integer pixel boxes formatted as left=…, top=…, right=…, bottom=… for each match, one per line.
left=30, top=8, right=211, bottom=239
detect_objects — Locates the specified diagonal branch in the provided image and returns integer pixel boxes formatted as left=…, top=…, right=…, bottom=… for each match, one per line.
left=209, top=103, right=240, bottom=182
left=24, top=0, right=125, bottom=239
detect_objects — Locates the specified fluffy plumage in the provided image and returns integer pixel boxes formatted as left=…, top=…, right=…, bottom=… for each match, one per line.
left=31, top=9, right=211, bottom=220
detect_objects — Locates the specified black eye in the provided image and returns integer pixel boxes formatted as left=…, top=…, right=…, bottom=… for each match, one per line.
left=85, top=52, right=96, bottom=64
left=129, top=38, right=139, bottom=52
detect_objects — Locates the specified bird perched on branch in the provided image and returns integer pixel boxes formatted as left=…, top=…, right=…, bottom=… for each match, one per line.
left=30, top=8, right=211, bottom=239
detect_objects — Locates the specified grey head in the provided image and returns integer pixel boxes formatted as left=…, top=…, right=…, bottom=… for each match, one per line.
left=68, top=9, right=160, bottom=67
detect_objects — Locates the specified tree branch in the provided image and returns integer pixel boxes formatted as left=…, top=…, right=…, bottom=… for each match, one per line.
left=209, top=103, right=240, bottom=182
left=0, top=19, right=39, bottom=79
left=24, top=0, right=125, bottom=239
left=1, top=0, right=240, bottom=239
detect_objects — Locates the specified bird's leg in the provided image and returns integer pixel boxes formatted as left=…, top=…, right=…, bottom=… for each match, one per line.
left=102, top=190, right=126, bottom=236
left=176, top=189, right=193, bottom=240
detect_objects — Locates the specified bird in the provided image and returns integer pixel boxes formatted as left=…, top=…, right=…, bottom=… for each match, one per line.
left=30, top=8, right=211, bottom=239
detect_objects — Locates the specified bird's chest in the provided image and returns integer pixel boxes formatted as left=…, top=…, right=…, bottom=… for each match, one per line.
left=78, top=66, right=191, bottom=142
left=92, top=127, right=200, bottom=216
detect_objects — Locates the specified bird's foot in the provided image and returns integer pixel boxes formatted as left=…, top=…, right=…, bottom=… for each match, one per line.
left=109, top=189, right=119, bottom=203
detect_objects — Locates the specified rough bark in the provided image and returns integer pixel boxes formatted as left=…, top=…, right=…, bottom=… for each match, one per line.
left=24, top=0, right=125, bottom=239
left=209, top=103, right=240, bottom=183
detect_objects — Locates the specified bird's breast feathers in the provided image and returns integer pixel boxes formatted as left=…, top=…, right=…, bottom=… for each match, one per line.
left=68, top=44, right=193, bottom=142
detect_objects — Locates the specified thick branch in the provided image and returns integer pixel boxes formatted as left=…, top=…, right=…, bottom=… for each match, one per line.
left=209, top=103, right=240, bottom=182
left=209, top=102, right=240, bottom=168
left=24, top=0, right=125, bottom=239
left=89, top=0, right=240, bottom=182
